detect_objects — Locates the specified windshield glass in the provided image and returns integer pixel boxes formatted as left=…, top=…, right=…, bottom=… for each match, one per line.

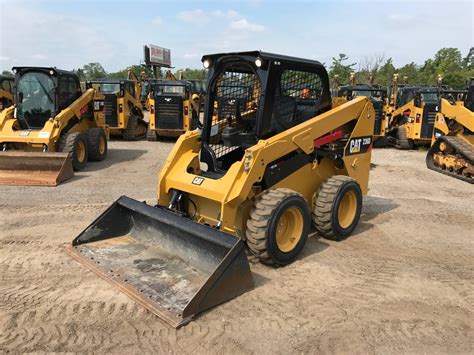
left=420, top=92, right=438, bottom=101
left=17, top=72, right=55, bottom=129
left=353, top=90, right=385, bottom=99
left=352, top=90, right=372, bottom=97
left=154, top=84, right=186, bottom=96
left=99, top=83, right=120, bottom=93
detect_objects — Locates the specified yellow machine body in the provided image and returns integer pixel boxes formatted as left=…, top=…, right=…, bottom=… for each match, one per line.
left=0, top=67, right=109, bottom=186
left=87, top=72, right=147, bottom=140
left=68, top=51, right=375, bottom=328
left=426, top=95, right=474, bottom=183
left=0, top=75, right=14, bottom=112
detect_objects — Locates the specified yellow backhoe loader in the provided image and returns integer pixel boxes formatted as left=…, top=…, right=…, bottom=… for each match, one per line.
left=86, top=71, right=147, bottom=140
left=426, top=81, right=474, bottom=183
left=68, top=51, right=375, bottom=327
left=0, top=75, right=14, bottom=112
left=0, top=67, right=108, bottom=186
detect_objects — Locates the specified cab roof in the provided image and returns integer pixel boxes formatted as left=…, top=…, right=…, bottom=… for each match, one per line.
left=201, top=50, right=326, bottom=70
left=86, top=79, right=135, bottom=84
left=12, top=66, right=76, bottom=76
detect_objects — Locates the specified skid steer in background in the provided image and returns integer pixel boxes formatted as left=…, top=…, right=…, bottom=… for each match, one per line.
left=68, top=51, right=375, bottom=327
left=147, top=79, right=204, bottom=140
left=86, top=71, right=147, bottom=140
left=426, top=81, right=474, bottom=183
left=386, top=86, right=439, bottom=149
left=0, top=67, right=108, bottom=186
left=336, top=84, right=388, bottom=147
left=0, top=75, right=14, bottom=112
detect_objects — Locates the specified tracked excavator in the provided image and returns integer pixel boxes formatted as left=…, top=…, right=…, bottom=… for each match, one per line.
left=426, top=80, right=474, bottom=183
left=0, top=67, right=108, bottom=186
left=68, top=51, right=375, bottom=327
left=0, top=75, right=14, bottom=112
left=86, top=71, right=147, bottom=140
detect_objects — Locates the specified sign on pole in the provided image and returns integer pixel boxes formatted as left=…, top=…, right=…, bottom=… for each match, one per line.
left=144, top=45, right=171, bottom=67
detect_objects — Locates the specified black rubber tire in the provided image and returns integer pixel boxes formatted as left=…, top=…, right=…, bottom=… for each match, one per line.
left=146, top=126, right=158, bottom=141
left=312, top=175, right=362, bottom=241
left=58, top=132, right=88, bottom=171
left=246, top=188, right=310, bottom=266
left=397, top=127, right=413, bottom=150
left=87, top=128, right=107, bottom=161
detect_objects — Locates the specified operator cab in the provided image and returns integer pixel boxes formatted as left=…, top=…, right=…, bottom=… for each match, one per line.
left=200, top=51, right=331, bottom=174
left=13, top=67, right=82, bottom=129
left=0, top=75, right=14, bottom=110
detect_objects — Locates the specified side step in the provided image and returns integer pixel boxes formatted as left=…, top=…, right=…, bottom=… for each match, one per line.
left=0, top=151, right=74, bottom=186
left=67, top=196, right=254, bottom=327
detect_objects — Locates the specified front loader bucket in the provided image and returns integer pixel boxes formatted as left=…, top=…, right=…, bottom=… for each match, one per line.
left=67, top=196, right=254, bottom=327
left=0, top=151, right=73, bottom=186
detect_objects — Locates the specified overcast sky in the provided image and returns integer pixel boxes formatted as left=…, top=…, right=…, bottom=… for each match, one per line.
left=0, top=0, right=472, bottom=73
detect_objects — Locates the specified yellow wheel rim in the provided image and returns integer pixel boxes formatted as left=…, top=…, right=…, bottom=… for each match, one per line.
left=338, top=190, right=357, bottom=229
left=98, top=135, right=106, bottom=155
left=76, top=140, right=86, bottom=163
left=275, top=207, right=303, bottom=252
left=439, top=142, right=448, bottom=152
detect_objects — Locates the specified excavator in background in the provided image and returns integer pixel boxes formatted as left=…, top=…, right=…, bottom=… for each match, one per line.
left=336, top=83, right=388, bottom=147
left=86, top=71, right=147, bottom=140
left=386, top=85, right=439, bottom=149
left=68, top=51, right=375, bottom=327
left=0, top=75, right=14, bottom=112
left=426, top=79, right=474, bottom=183
left=0, top=67, right=108, bottom=186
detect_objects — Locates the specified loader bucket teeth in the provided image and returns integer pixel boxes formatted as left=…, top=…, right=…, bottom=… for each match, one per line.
left=0, top=151, right=74, bottom=186
left=67, top=196, right=254, bottom=328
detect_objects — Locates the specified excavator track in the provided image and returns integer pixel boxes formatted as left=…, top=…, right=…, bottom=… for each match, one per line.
left=426, top=135, right=474, bottom=184
left=123, top=116, right=148, bottom=141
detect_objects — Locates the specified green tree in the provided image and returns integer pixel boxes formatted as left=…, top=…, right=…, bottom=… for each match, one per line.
left=376, top=58, right=396, bottom=86
left=175, top=68, right=207, bottom=80
left=108, top=65, right=155, bottom=80
left=72, top=68, right=86, bottom=81
left=82, top=62, right=107, bottom=80
left=462, top=47, right=474, bottom=70
left=397, top=62, right=420, bottom=85
left=420, top=48, right=465, bottom=87
left=328, top=54, right=356, bottom=82
left=1, top=70, right=13, bottom=77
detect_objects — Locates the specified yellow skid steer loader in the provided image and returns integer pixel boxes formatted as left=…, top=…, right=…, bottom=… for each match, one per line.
left=0, top=67, right=108, bottom=186
left=68, top=51, right=375, bottom=327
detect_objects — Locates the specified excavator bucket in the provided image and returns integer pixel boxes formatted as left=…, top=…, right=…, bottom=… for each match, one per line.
left=0, top=151, right=74, bottom=186
left=67, top=196, right=254, bottom=328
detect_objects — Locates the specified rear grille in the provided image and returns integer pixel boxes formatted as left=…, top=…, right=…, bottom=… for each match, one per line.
left=155, top=96, right=183, bottom=130
left=104, top=94, right=118, bottom=127
left=372, top=100, right=383, bottom=135
left=421, top=103, right=437, bottom=138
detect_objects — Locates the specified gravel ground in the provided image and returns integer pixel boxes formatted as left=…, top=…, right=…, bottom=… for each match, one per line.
left=0, top=142, right=473, bottom=354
